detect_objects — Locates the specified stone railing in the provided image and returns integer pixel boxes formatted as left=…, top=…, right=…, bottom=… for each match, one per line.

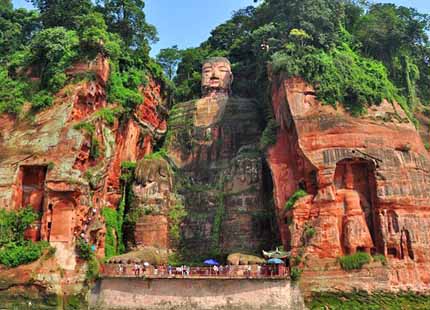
left=100, top=264, right=289, bottom=279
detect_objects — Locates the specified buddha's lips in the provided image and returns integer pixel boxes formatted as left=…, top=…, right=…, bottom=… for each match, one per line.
left=209, top=78, right=220, bottom=85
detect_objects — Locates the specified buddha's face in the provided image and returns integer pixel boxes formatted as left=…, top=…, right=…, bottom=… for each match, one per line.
left=201, top=58, right=233, bottom=96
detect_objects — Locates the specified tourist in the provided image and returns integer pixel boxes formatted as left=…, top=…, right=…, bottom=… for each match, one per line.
left=257, top=265, right=261, bottom=277
left=168, top=265, right=172, bottom=276
left=134, top=263, right=139, bottom=276
left=225, top=264, right=230, bottom=276
left=247, top=265, right=251, bottom=277
left=213, top=265, right=219, bottom=275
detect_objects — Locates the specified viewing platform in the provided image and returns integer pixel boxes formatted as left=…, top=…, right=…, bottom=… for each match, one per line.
left=100, top=264, right=290, bottom=280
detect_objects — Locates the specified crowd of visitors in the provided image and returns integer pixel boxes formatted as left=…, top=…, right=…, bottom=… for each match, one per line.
left=105, top=262, right=288, bottom=279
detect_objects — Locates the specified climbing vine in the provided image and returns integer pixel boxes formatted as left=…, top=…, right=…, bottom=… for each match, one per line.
left=211, top=192, right=225, bottom=256
left=102, top=161, right=135, bottom=258
left=168, top=202, right=187, bottom=248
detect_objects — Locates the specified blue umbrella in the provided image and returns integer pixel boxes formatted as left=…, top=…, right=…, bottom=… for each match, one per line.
left=267, top=258, right=284, bottom=264
left=203, top=259, right=220, bottom=266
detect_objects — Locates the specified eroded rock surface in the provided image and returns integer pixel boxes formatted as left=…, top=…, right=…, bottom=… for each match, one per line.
left=0, top=56, right=167, bottom=296
left=165, top=57, right=279, bottom=258
left=268, top=76, right=430, bottom=292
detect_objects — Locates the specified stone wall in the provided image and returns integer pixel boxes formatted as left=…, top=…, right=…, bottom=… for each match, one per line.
left=90, top=278, right=306, bottom=310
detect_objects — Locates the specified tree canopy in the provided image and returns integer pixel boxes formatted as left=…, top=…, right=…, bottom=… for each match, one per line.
left=0, top=0, right=164, bottom=115
left=172, top=0, right=430, bottom=118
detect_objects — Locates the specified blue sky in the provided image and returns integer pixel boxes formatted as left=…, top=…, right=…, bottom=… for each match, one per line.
left=11, top=0, right=430, bottom=56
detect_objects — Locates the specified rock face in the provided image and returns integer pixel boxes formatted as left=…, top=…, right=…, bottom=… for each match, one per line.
left=166, top=95, right=279, bottom=258
left=128, top=158, right=177, bottom=249
left=0, top=55, right=167, bottom=281
left=164, top=57, right=279, bottom=258
left=268, top=76, right=430, bottom=291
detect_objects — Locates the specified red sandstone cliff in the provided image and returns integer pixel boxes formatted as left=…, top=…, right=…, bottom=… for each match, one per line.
left=0, top=56, right=167, bottom=295
left=267, top=75, right=430, bottom=293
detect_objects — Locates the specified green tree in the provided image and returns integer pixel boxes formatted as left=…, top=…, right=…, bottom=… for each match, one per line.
left=0, top=67, right=25, bottom=114
left=174, top=47, right=210, bottom=101
left=77, top=11, right=122, bottom=59
left=353, top=4, right=430, bottom=104
left=28, top=0, right=92, bottom=29
left=96, top=0, right=157, bottom=48
left=27, top=27, right=79, bottom=91
left=0, top=7, right=39, bottom=60
left=156, top=45, right=181, bottom=80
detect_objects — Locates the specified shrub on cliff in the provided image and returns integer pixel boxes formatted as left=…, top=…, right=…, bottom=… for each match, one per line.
left=284, top=189, right=308, bottom=211
left=339, top=252, right=371, bottom=271
left=0, top=207, right=38, bottom=246
left=76, top=237, right=92, bottom=260
left=260, top=118, right=279, bottom=150
left=290, top=266, right=302, bottom=281
left=0, top=241, right=50, bottom=268
left=272, top=37, right=399, bottom=116
left=0, top=67, right=26, bottom=114
left=0, top=207, right=53, bottom=268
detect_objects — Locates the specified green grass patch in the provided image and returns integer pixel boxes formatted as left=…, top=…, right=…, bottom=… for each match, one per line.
left=339, top=252, right=371, bottom=270
left=372, top=254, right=387, bottom=266
left=309, top=291, right=430, bottom=310
left=143, top=148, right=168, bottom=160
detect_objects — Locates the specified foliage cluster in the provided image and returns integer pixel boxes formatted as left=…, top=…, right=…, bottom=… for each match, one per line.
left=372, top=254, right=387, bottom=266
left=284, top=189, right=308, bottom=211
left=290, top=266, right=302, bottom=282
left=0, top=207, right=51, bottom=267
left=0, top=0, right=168, bottom=116
left=75, top=238, right=100, bottom=281
left=310, top=291, right=430, bottom=310
left=94, top=106, right=124, bottom=125
left=169, top=0, right=430, bottom=122
left=143, top=148, right=168, bottom=160
left=0, top=241, right=50, bottom=267
left=272, top=40, right=399, bottom=116
left=76, top=237, right=92, bottom=260
left=339, top=252, right=371, bottom=270
left=101, top=202, right=125, bottom=258
left=168, top=202, right=187, bottom=247
left=260, top=118, right=279, bottom=150
left=73, top=121, right=100, bottom=160
left=210, top=192, right=225, bottom=256
left=120, top=161, right=136, bottom=182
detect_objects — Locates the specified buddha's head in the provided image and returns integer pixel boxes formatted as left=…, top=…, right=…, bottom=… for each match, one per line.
left=201, top=57, right=233, bottom=97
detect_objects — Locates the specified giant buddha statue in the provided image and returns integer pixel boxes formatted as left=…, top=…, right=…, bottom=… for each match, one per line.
left=201, top=57, right=233, bottom=97
left=163, top=57, right=279, bottom=258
